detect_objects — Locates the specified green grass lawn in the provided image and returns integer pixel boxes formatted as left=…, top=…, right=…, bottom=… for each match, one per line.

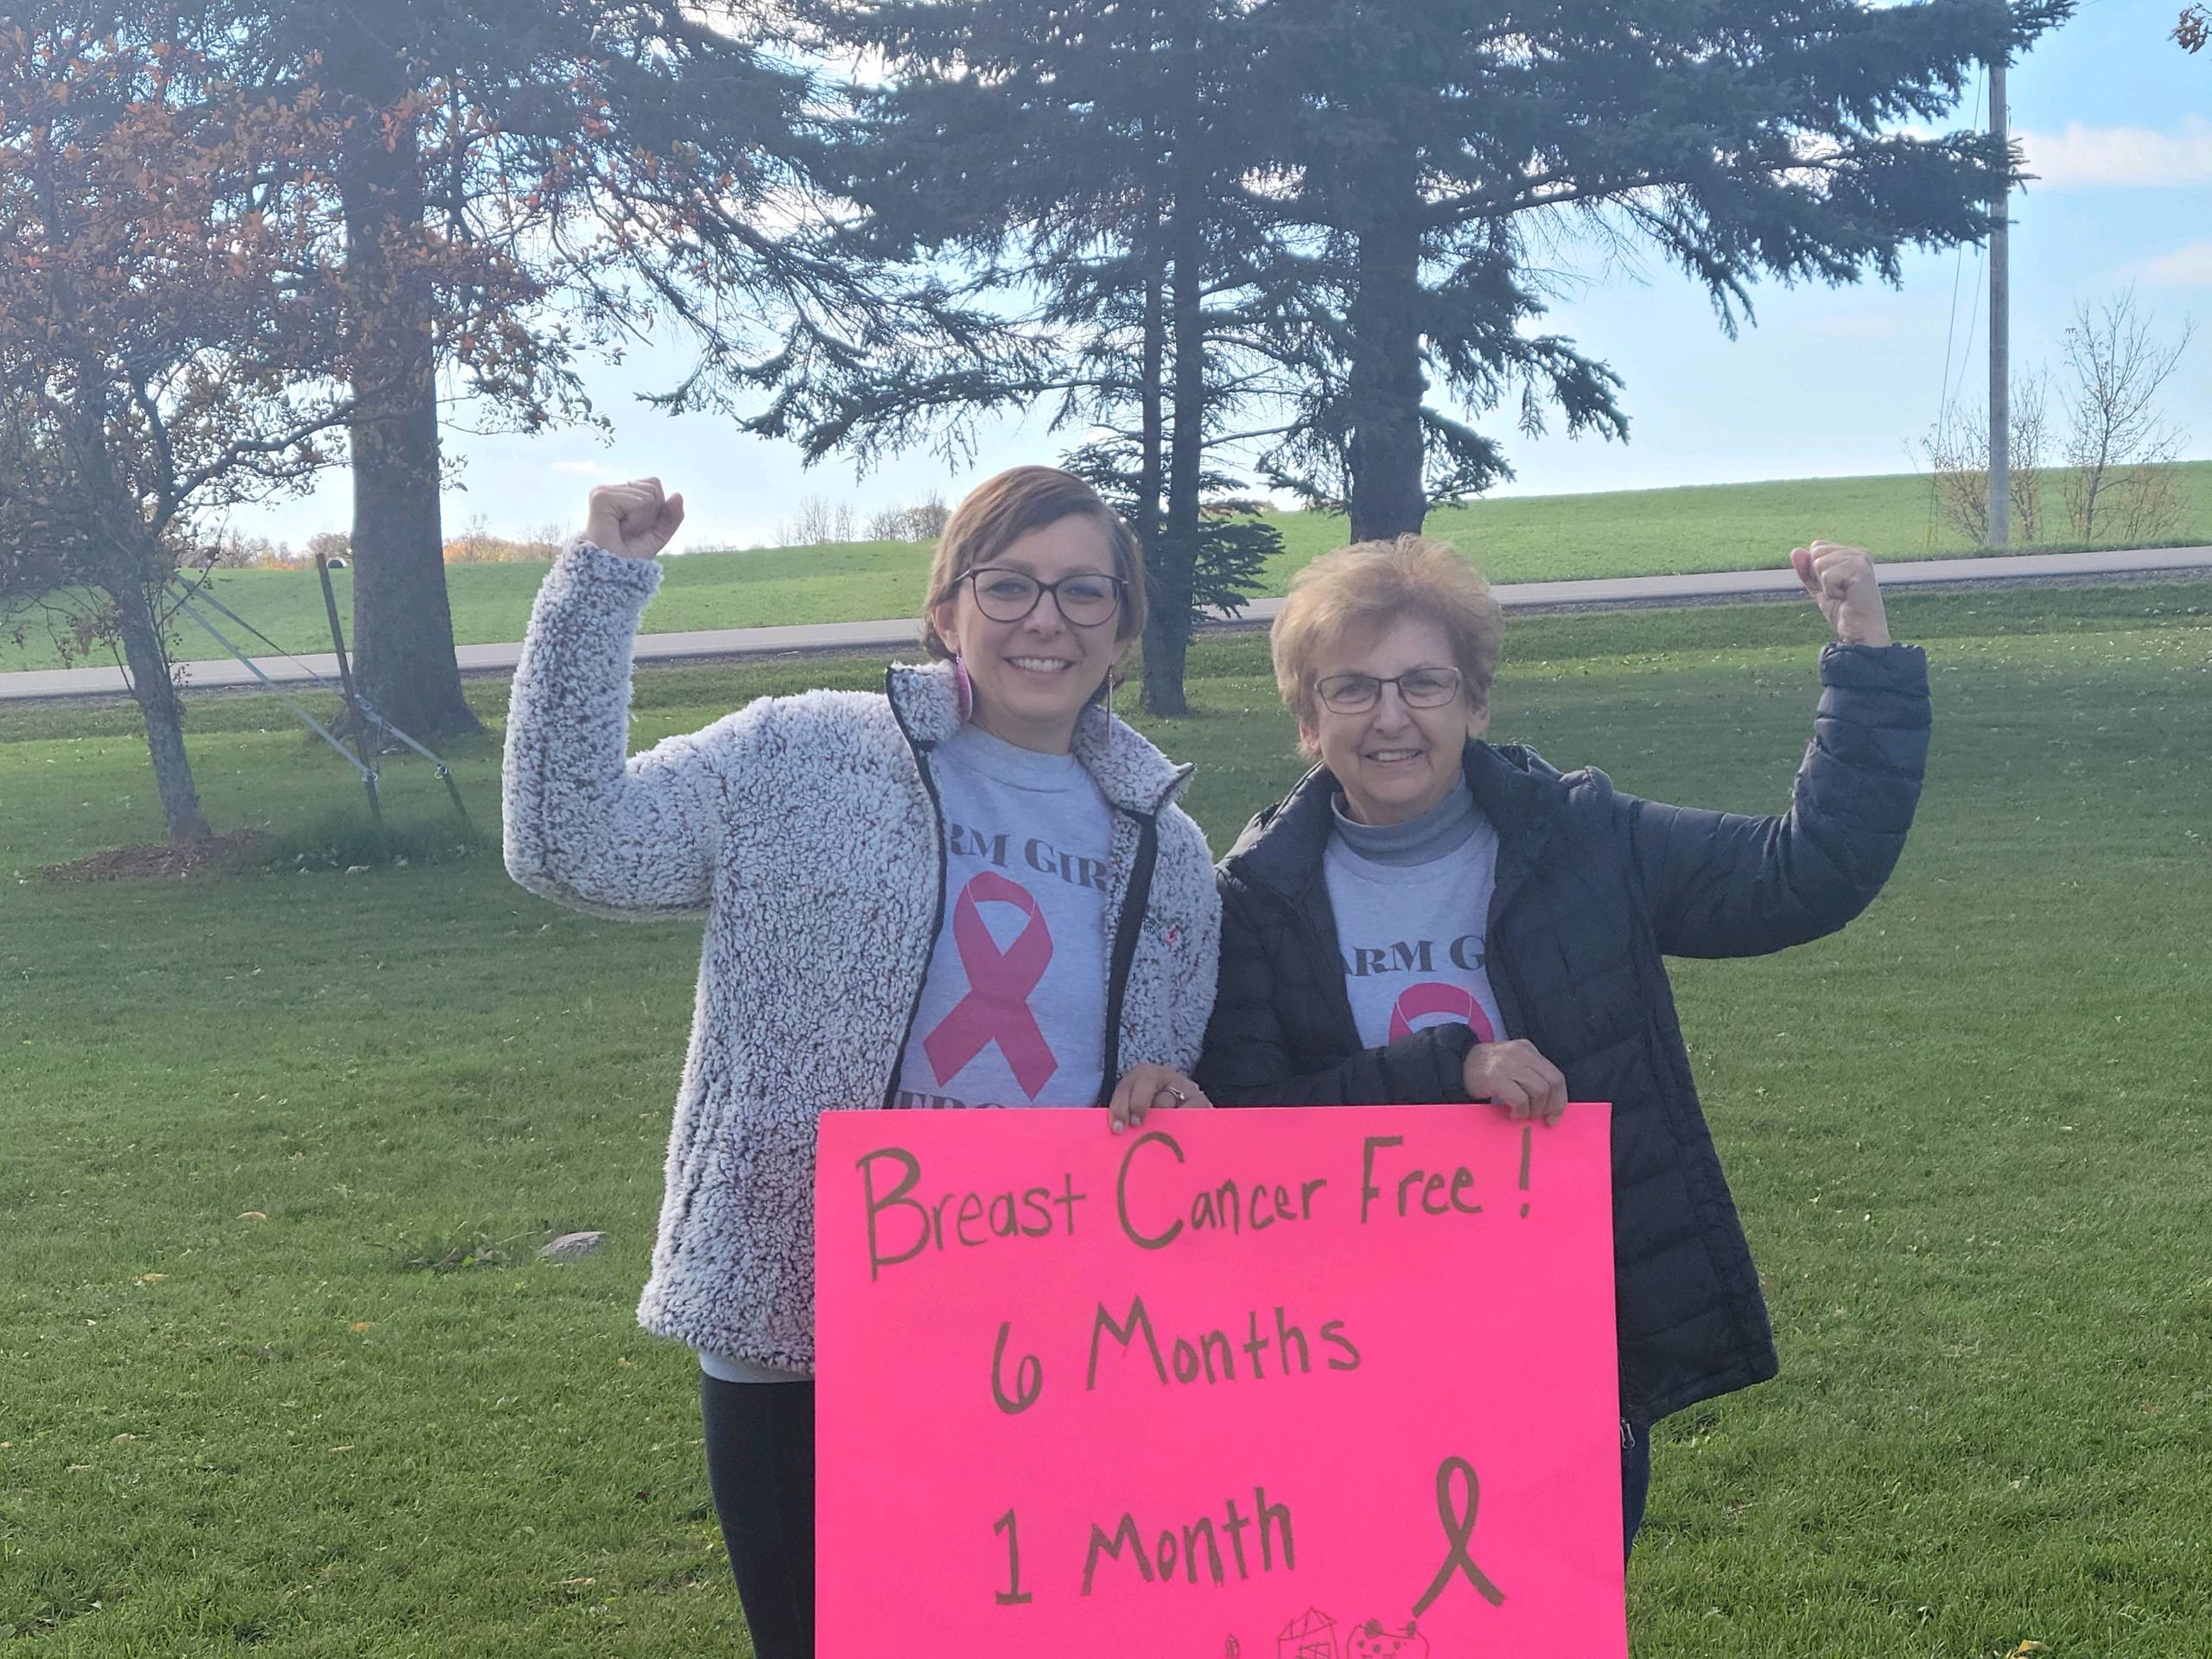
left=6, top=462, right=2209, bottom=676
left=3, top=583, right=2209, bottom=1656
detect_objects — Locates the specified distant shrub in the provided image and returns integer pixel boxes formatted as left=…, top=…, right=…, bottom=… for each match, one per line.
left=441, top=512, right=562, bottom=563
left=181, top=531, right=298, bottom=569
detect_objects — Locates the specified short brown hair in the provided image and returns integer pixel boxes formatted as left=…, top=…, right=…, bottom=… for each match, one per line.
left=1271, top=535, right=1503, bottom=734
left=920, top=467, right=1147, bottom=658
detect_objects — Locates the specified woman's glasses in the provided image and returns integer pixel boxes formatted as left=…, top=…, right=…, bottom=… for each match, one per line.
left=959, top=567, right=1126, bottom=627
left=1313, top=666, right=1465, bottom=715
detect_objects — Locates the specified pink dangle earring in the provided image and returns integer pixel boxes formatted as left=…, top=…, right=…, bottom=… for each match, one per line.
left=952, top=651, right=974, bottom=722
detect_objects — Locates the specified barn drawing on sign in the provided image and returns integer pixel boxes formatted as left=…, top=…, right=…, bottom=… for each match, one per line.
left=1277, top=1607, right=1338, bottom=1659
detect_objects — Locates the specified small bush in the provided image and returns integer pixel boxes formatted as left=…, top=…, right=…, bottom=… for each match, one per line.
left=374, top=1226, right=532, bottom=1274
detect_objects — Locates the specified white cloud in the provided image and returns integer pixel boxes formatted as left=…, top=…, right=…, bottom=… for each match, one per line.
left=2134, top=241, right=2212, bottom=289
left=2016, top=118, right=2212, bottom=188
left=551, top=459, right=613, bottom=477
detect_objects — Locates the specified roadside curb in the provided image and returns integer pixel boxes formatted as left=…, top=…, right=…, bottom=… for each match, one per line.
left=5, top=544, right=2207, bottom=707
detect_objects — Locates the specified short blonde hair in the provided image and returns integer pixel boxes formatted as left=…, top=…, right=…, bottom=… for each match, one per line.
left=921, top=467, right=1147, bottom=658
left=1271, top=536, right=1503, bottom=734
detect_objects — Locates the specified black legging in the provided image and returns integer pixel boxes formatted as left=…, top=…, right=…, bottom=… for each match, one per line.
left=701, top=1375, right=816, bottom=1659
left=1623, top=1418, right=1653, bottom=1561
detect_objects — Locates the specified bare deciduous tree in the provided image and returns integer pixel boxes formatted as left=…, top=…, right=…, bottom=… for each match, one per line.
left=1917, top=369, right=2052, bottom=546
left=2059, top=290, right=2196, bottom=544
left=906, top=494, right=951, bottom=541
left=777, top=496, right=858, bottom=547
left=863, top=494, right=953, bottom=543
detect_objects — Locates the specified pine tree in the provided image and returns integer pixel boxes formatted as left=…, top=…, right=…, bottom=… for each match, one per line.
left=1248, top=0, right=2072, bottom=537
left=763, top=0, right=1294, bottom=713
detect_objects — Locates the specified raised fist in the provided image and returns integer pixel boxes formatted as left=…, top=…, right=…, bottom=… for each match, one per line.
left=584, top=477, right=686, bottom=561
left=1789, top=540, right=1891, bottom=647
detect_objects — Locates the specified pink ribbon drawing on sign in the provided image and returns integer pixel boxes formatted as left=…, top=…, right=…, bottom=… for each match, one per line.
left=925, top=869, right=1059, bottom=1097
left=1386, top=982, right=1497, bottom=1044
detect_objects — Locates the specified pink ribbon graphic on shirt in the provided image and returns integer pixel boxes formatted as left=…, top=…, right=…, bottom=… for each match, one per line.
left=1389, top=982, right=1497, bottom=1044
left=924, top=870, right=1059, bottom=1098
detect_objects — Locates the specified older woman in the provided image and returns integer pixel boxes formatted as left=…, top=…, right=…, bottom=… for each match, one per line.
left=1196, top=534, right=1929, bottom=1559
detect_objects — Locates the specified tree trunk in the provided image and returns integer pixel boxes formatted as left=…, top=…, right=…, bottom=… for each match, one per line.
left=1133, top=267, right=1167, bottom=703
left=1136, top=269, right=1166, bottom=563
left=1141, top=26, right=1207, bottom=721
left=111, top=581, right=213, bottom=843
left=1142, top=205, right=1205, bottom=719
left=1132, top=24, right=1167, bottom=572
left=62, top=337, right=212, bottom=844
left=1344, top=142, right=1428, bottom=543
left=337, top=62, right=480, bottom=740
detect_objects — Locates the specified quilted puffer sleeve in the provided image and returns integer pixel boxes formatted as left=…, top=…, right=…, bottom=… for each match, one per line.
left=1618, top=640, right=1931, bottom=958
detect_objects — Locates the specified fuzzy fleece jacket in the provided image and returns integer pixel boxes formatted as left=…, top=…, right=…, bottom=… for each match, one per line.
left=500, top=537, right=1223, bottom=1369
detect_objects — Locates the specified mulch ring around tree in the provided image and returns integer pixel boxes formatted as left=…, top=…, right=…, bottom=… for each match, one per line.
left=41, top=830, right=274, bottom=881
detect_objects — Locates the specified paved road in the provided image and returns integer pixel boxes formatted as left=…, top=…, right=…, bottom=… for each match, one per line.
left=4, top=543, right=2208, bottom=705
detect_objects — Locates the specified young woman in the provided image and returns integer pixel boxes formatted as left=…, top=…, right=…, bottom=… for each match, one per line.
left=502, top=466, right=1220, bottom=1657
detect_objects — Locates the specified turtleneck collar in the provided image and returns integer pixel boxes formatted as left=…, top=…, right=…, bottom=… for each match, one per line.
left=1329, top=784, right=1484, bottom=868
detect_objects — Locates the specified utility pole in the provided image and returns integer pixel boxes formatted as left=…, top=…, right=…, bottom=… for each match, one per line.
left=1988, top=54, right=2011, bottom=548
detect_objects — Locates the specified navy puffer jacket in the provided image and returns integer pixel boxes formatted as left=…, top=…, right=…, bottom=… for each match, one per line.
left=1196, top=642, right=1930, bottom=1423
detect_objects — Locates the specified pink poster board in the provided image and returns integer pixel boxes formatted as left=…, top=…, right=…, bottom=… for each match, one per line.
left=816, top=1104, right=1623, bottom=1658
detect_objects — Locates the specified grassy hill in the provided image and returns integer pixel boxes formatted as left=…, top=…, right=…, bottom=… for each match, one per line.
left=4, top=462, right=2209, bottom=677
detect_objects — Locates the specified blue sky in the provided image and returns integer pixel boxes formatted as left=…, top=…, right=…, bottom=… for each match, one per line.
left=234, top=0, right=2210, bottom=553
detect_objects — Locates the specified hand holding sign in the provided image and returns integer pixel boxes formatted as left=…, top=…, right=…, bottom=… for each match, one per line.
left=1462, top=1038, right=1568, bottom=1127
left=1106, top=1061, right=1212, bottom=1134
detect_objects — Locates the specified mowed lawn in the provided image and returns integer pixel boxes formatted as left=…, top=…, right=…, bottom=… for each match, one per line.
left=5, top=461, right=2209, bottom=675
left=2, top=583, right=2209, bottom=1656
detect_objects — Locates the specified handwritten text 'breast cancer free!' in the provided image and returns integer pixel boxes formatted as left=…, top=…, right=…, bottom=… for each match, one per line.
left=813, top=1107, right=1630, bottom=1658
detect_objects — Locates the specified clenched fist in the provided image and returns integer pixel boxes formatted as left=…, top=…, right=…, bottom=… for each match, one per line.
left=585, top=477, right=686, bottom=561
left=1789, top=540, right=1891, bottom=647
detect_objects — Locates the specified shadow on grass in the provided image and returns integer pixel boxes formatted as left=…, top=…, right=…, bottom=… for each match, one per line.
left=36, top=810, right=495, bottom=881
left=262, top=809, right=495, bottom=874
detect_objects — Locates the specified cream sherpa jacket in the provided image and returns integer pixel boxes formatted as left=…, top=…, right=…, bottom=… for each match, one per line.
left=501, top=538, right=1222, bottom=1368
